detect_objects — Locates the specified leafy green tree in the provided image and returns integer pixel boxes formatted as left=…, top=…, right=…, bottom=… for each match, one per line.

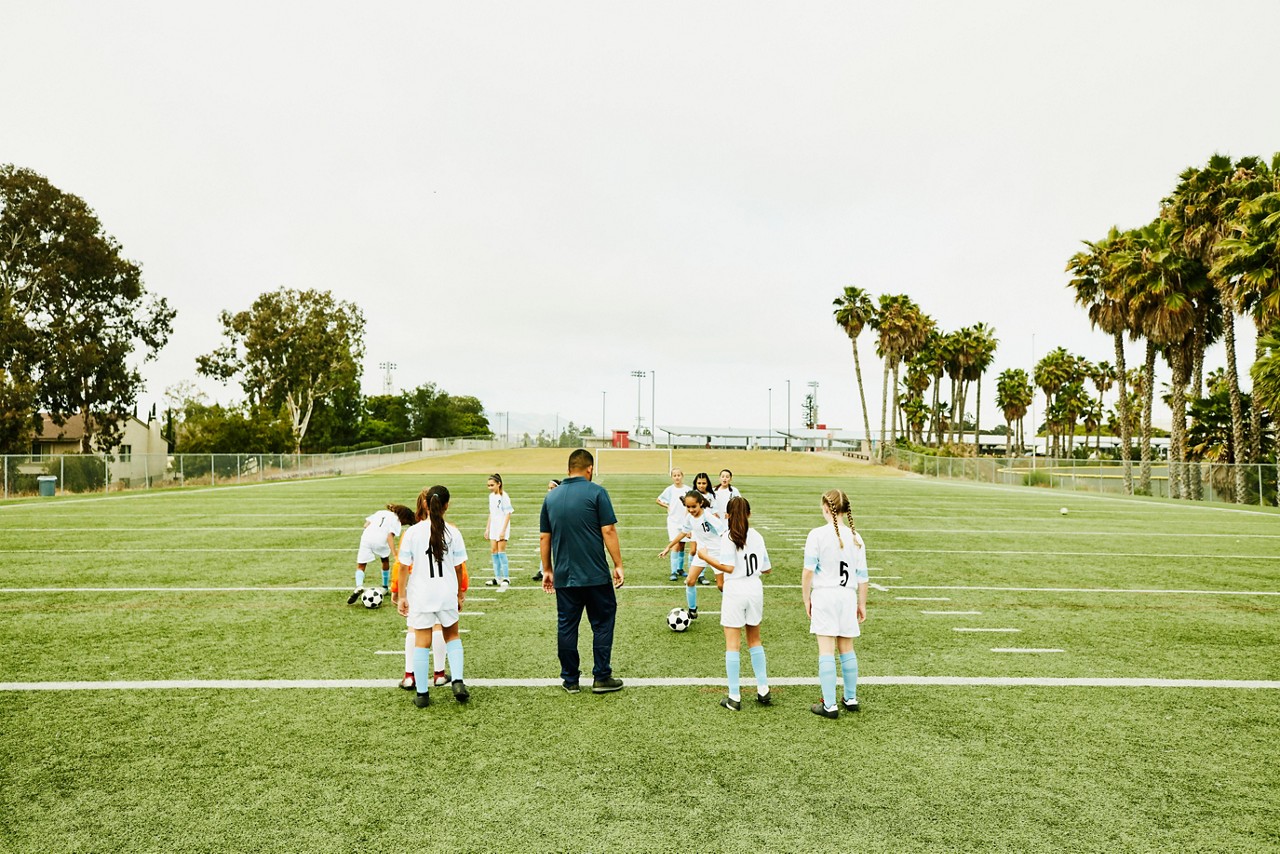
left=404, top=383, right=491, bottom=438
left=832, top=286, right=877, bottom=452
left=0, top=165, right=174, bottom=452
left=197, top=287, right=365, bottom=453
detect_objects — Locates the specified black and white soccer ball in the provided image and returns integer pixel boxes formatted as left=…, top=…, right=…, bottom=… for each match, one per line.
left=667, top=607, right=690, bottom=632
left=361, top=588, right=384, bottom=609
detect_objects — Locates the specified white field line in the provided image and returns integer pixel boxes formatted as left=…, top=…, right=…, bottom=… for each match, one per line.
left=922, top=610, right=983, bottom=615
left=991, top=648, right=1065, bottom=654
left=874, top=548, right=1280, bottom=560
left=890, top=585, right=1280, bottom=597
left=895, top=596, right=951, bottom=601
left=4, top=676, right=1279, bottom=692
left=0, top=475, right=365, bottom=509
left=954, top=628, right=1021, bottom=633
left=868, top=582, right=889, bottom=592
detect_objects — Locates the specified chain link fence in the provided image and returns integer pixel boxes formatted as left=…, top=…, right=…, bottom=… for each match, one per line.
left=886, top=448, right=1280, bottom=507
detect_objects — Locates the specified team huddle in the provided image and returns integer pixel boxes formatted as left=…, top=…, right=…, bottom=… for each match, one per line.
left=346, top=466, right=870, bottom=718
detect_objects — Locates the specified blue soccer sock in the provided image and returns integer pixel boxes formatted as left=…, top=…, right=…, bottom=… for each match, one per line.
left=680, top=550, right=689, bottom=574
left=669, top=553, right=681, bottom=577
left=500, top=553, right=510, bottom=580
left=355, top=569, right=365, bottom=588
left=839, top=650, right=859, bottom=703
left=685, top=586, right=697, bottom=611
left=725, top=650, right=741, bottom=700
left=446, top=639, right=464, bottom=682
left=819, top=655, right=838, bottom=709
left=413, top=645, right=432, bottom=695
left=749, top=645, right=769, bottom=695
left=491, top=554, right=500, bottom=581
left=381, top=568, right=390, bottom=588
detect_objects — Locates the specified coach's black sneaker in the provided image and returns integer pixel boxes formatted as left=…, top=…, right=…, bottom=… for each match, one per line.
left=346, top=588, right=363, bottom=605
left=688, top=608, right=698, bottom=620
left=755, top=691, right=773, bottom=706
left=842, top=698, right=860, bottom=713
left=451, top=680, right=470, bottom=703
left=562, top=681, right=580, bottom=694
left=413, top=692, right=430, bottom=708
left=810, top=702, right=839, bottom=719
left=719, top=696, right=742, bottom=712
left=591, top=677, right=624, bottom=694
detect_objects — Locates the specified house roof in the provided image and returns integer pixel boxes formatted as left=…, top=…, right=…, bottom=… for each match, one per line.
left=36, top=412, right=150, bottom=442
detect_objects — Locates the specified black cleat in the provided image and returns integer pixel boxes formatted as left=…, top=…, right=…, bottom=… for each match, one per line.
left=591, top=677, right=624, bottom=694
left=842, top=699, right=860, bottom=713
left=413, top=692, right=430, bottom=708
left=451, top=680, right=469, bottom=702
left=719, top=696, right=742, bottom=711
left=532, top=571, right=543, bottom=581
left=346, top=588, right=363, bottom=605
left=755, top=691, right=773, bottom=706
left=562, top=681, right=580, bottom=694
left=811, top=702, right=839, bottom=719
left=484, top=578, right=500, bottom=586
left=688, top=608, right=698, bottom=620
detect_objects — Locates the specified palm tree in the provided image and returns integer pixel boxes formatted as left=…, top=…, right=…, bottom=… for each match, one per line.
left=996, top=368, right=1032, bottom=456
left=1034, top=347, right=1075, bottom=458
left=965, top=323, right=999, bottom=448
left=1067, top=228, right=1136, bottom=493
left=1091, top=361, right=1113, bottom=453
left=870, top=296, right=930, bottom=459
left=832, top=287, right=877, bottom=456
left=1252, top=325, right=1280, bottom=422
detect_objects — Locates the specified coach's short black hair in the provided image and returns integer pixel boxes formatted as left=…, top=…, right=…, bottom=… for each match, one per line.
left=568, top=448, right=594, bottom=473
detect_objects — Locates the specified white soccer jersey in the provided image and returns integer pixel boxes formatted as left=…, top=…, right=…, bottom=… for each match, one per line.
left=363, top=509, right=403, bottom=539
left=717, top=528, right=770, bottom=591
left=803, top=523, right=868, bottom=590
left=399, top=520, right=468, bottom=612
left=658, top=484, right=692, bottom=523
left=681, top=511, right=726, bottom=565
left=712, top=485, right=741, bottom=517
left=487, top=492, right=514, bottom=540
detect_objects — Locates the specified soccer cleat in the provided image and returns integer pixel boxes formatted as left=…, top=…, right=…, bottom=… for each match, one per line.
left=531, top=571, right=543, bottom=581
left=755, top=691, right=773, bottom=706
left=677, top=569, right=687, bottom=577
left=688, top=608, right=698, bottom=620
left=810, top=702, right=839, bottom=719
left=562, top=681, right=581, bottom=694
left=719, top=696, right=742, bottom=712
left=484, top=578, right=500, bottom=587
left=432, top=670, right=448, bottom=686
left=591, top=677, right=624, bottom=693
left=346, top=588, right=363, bottom=605
left=451, top=680, right=470, bottom=702
left=413, top=692, right=430, bottom=708
left=398, top=676, right=415, bottom=690
left=668, top=572, right=679, bottom=581
left=699, top=576, right=710, bottom=585
left=842, top=699, right=860, bottom=713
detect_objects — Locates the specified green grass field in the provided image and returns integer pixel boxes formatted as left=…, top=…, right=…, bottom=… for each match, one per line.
left=2, top=453, right=1278, bottom=852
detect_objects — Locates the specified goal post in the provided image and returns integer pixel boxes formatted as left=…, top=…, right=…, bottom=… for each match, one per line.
left=594, top=447, right=674, bottom=479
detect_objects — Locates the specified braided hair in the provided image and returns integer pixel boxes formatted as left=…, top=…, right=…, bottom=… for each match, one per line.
left=821, top=488, right=856, bottom=549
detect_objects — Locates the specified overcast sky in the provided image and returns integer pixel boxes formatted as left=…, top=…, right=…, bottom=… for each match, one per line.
left=4, top=1, right=1278, bottom=440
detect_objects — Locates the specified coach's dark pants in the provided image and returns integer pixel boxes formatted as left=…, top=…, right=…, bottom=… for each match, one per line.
left=555, top=584, right=617, bottom=682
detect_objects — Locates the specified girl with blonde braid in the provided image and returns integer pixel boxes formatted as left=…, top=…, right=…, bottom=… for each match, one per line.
left=801, top=488, right=868, bottom=719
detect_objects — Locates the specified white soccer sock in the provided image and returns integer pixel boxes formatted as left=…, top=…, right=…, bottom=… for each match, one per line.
left=432, top=627, right=446, bottom=672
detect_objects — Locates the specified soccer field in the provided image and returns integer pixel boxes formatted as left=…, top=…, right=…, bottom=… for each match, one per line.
left=2, top=461, right=1278, bottom=852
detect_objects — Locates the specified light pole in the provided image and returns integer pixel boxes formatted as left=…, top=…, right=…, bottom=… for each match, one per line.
left=602, top=391, right=607, bottom=441
left=768, top=387, right=772, bottom=450
left=650, top=369, right=656, bottom=450
left=630, top=370, right=646, bottom=438
left=378, top=361, right=397, bottom=395
left=786, top=379, right=791, bottom=452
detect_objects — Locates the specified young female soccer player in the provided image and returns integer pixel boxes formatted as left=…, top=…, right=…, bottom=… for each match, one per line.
left=397, top=485, right=470, bottom=707
left=347, top=503, right=415, bottom=604
left=655, top=468, right=692, bottom=581
left=390, top=515, right=467, bottom=691
left=484, top=474, right=514, bottom=589
left=531, top=479, right=560, bottom=582
left=711, top=469, right=742, bottom=519
left=694, top=496, right=771, bottom=710
left=802, top=488, right=868, bottom=719
left=658, top=491, right=725, bottom=618
left=691, top=472, right=715, bottom=507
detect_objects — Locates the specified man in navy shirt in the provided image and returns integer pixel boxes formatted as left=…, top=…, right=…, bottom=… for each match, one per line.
left=540, top=449, right=625, bottom=694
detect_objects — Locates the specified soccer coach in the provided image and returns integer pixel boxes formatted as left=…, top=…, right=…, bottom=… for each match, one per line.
left=540, top=449, right=625, bottom=694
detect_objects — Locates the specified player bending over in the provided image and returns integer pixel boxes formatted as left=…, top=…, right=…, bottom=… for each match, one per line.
left=348, top=504, right=415, bottom=604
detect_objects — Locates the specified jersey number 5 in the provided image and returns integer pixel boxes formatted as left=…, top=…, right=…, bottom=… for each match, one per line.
left=839, top=560, right=849, bottom=587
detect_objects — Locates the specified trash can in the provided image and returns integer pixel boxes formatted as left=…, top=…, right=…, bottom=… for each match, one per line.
left=37, top=475, right=57, bottom=497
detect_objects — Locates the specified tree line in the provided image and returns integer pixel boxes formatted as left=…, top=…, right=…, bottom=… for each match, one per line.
left=0, top=166, right=489, bottom=457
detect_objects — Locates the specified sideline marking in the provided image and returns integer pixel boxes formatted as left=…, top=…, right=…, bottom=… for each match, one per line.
left=876, top=548, right=1280, bottom=560
left=891, top=585, right=1280, bottom=597
left=895, top=596, right=951, bottom=601
left=991, top=648, right=1065, bottom=654
left=5, top=676, right=1278, bottom=691
left=869, top=582, right=889, bottom=592
left=954, top=628, right=1021, bottom=633
left=923, top=610, right=982, bottom=615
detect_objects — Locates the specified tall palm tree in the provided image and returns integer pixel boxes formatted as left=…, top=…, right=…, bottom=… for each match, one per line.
left=1091, top=361, right=1113, bottom=453
left=832, top=287, right=877, bottom=456
left=1252, top=325, right=1280, bottom=421
left=996, top=368, right=1033, bottom=456
left=1067, top=228, right=1137, bottom=493
left=966, top=323, right=999, bottom=447
left=870, top=295, right=929, bottom=459
left=1034, top=347, right=1075, bottom=458
left=1163, top=154, right=1268, bottom=502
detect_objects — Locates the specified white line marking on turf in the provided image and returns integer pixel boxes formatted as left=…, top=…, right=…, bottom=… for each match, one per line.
left=923, top=610, right=982, bottom=615
left=5, top=676, right=1279, bottom=691
left=954, top=628, right=1021, bottom=633
left=890, top=585, right=1280, bottom=597
left=895, top=596, right=951, bottom=601
left=876, top=548, right=1280, bottom=560
left=991, top=648, right=1065, bottom=654
left=869, top=582, right=889, bottom=592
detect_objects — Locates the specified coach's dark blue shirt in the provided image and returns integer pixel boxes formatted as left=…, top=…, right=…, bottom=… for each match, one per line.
left=539, top=476, right=618, bottom=588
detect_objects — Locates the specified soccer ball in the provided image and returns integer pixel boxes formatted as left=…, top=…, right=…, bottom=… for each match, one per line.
left=361, top=588, right=384, bottom=609
left=1060, top=507, right=1069, bottom=516
left=667, top=607, right=691, bottom=632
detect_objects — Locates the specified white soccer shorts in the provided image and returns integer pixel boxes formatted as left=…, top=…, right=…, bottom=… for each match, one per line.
left=720, top=589, right=763, bottom=628
left=809, top=587, right=860, bottom=638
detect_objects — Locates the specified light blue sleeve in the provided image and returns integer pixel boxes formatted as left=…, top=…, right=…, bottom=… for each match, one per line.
left=854, top=534, right=869, bottom=583
left=803, top=529, right=819, bottom=572
left=451, top=526, right=469, bottom=566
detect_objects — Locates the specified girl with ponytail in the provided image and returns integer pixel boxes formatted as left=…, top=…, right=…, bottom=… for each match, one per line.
left=801, top=488, right=868, bottom=719
left=396, top=485, right=472, bottom=707
left=693, top=496, right=772, bottom=711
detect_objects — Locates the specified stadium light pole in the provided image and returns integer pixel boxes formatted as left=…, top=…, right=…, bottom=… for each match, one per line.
left=602, top=392, right=606, bottom=440
left=650, top=370, right=656, bottom=450
left=630, top=370, right=646, bottom=439
left=786, top=379, right=791, bottom=452
left=768, top=387, right=772, bottom=450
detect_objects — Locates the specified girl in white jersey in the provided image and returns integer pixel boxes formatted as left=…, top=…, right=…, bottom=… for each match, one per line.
left=484, top=474, right=514, bottom=589
left=347, top=503, right=414, bottom=604
left=802, top=488, right=869, bottom=719
left=694, top=497, right=772, bottom=711
left=711, top=469, right=742, bottom=519
left=658, top=491, right=725, bottom=620
left=397, top=485, right=470, bottom=707
left=655, top=468, right=692, bottom=581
